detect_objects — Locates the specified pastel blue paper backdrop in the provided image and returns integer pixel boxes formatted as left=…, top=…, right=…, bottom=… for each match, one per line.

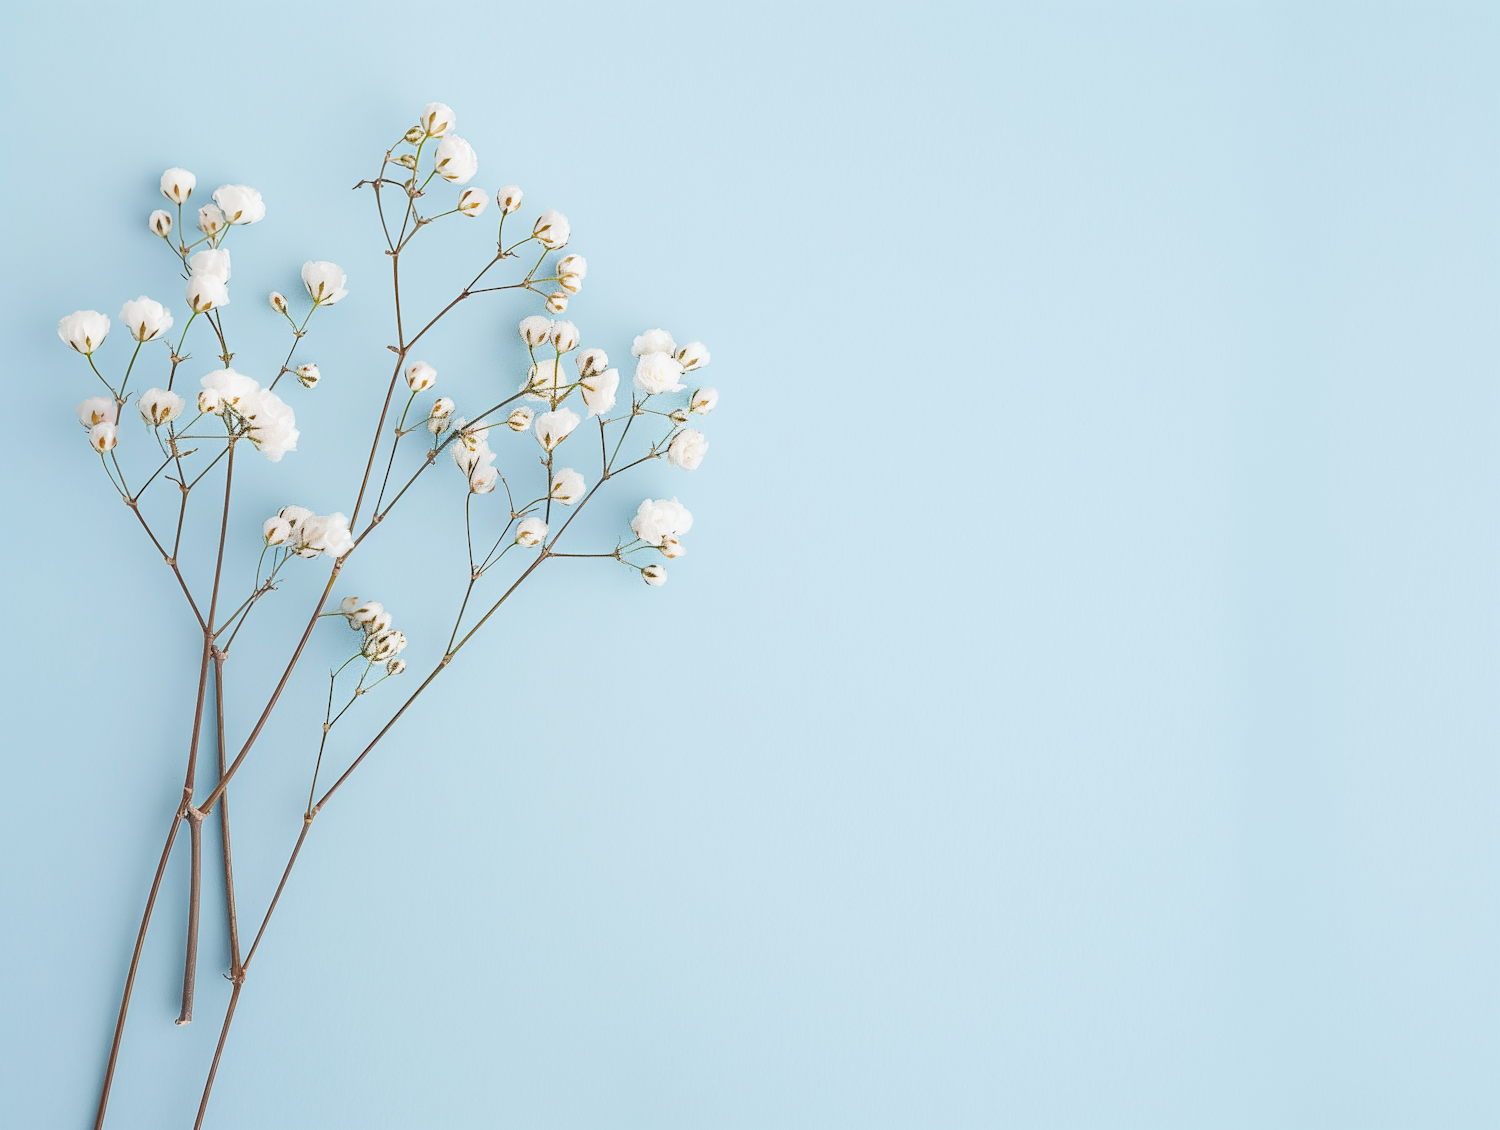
left=2, top=3, right=1497, bottom=1127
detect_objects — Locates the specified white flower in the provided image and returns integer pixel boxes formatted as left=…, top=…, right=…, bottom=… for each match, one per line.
left=406, top=361, right=437, bottom=392
left=197, top=205, right=225, bottom=236
left=469, top=465, right=499, bottom=494
left=515, top=517, right=547, bottom=547
left=149, top=210, right=172, bottom=237
left=58, top=310, right=109, bottom=355
left=558, top=276, right=583, bottom=297
left=550, top=468, right=585, bottom=505
left=580, top=368, right=619, bottom=417
left=632, top=328, right=676, bottom=358
left=534, top=407, right=580, bottom=451
left=296, top=363, right=321, bottom=389
left=302, top=261, right=348, bottom=304
left=189, top=248, right=231, bottom=282
left=676, top=342, right=710, bottom=371
left=420, top=102, right=455, bottom=137
left=532, top=209, right=569, bottom=249
left=279, top=504, right=313, bottom=528
left=556, top=254, right=587, bottom=280
left=186, top=274, right=229, bottom=313
left=293, top=512, right=353, bottom=559
left=213, top=184, right=265, bottom=225
left=545, top=291, right=568, bottom=314
left=270, top=292, right=289, bottom=314
left=660, top=536, right=686, bottom=558
left=434, top=135, right=477, bottom=183
left=137, top=388, right=185, bottom=427
left=631, top=497, right=694, bottom=546
left=119, top=297, right=173, bottom=343
left=431, top=397, right=455, bottom=419
left=458, top=187, right=488, bottom=217
left=337, top=596, right=361, bottom=619
left=89, top=422, right=117, bottom=453
left=386, top=658, right=407, bottom=676
left=667, top=429, right=708, bottom=471
left=362, top=628, right=407, bottom=661
left=641, top=564, right=667, bottom=586
left=519, top=315, right=552, bottom=347
left=549, top=320, right=579, bottom=352
left=507, top=406, right=534, bottom=432
left=198, top=389, right=224, bottom=415
left=523, top=357, right=568, bottom=401
left=497, top=184, right=523, bottom=213
left=348, top=599, right=383, bottom=628
left=199, top=369, right=258, bottom=412
left=366, top=610, right=393, bottom=633
left=576, top=348, right=608, bottom=378
left=633, top=351, right=685, bottom=395
left=244, top=387, right=299, bottom=462
left=689, top=387, right=718, bottom=414
left=263, top=516, right=292, bottom=545
left=76, top=397, right=117, bottom=427
left=160, top=168, right=196, bottom=204
left=452, top=434, right=495, bottom=476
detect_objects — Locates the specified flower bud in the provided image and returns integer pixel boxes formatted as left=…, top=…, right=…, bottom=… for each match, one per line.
left=367, top=610, right=394, bottom=634
left=420, top=102, right=455, bottom=138
left=507, top=406, right=534, bottom=432
left=519, top=315, right=552, bottom=347
left=470, top=465, right=499, bottom=494
left=545, top=290, right=569, bottom=314
left=660, top=536, right=686, bottom=559
left=406, top=361, right=437, bottom=392
left=76, top=397, right=117, bottom=427
left=137, top=388, right=186, bottom=427
left=556, top=254, right=587, bottom=280
left=431, top=397, right=455, bottom=418
left=338, top=596, right=361, bottom=618
left=667, top=428, right=709, bottom=471
left=550, top=467, right=585, bottom=505
left=350, top=600, right=384, bottom=628
left=386, top=658, right=407, bottom=676
left=549, top=320, right=580, bottom=352
left=296, top=363, right=321, bottom=389
left=434, top=135, right=478, bottom=183
left=497, top=184, right=523, bottom=213
left=515, top=517, right=548, bottom=547
left=532, top=209, right=570, bottom=249
left=558, top=273, right=583, bottom=295
left=534, top=407, right=580, bottom=452
left=403, top=126, right=425, bottom=144
left=394, top=153, right=417, bottom=170
left=186, top=274, right=229, bottom=314
left=642, top=564, right=667, bottom=586
left=263, top=516, right=292, bottom=545
left=676, top=341, right=710, bottom=372
left=689, top=387, right=718, bottom=415
left=669, top=407, right=689, bottom=424
left=458, top=187, right=488, bottom=217
left=149, top=210, right=172, bottom=237
left=270, top=291, right=289, bottom=315
left=362, top=628, right=407, bottom=662
left=197, top=204, right=225, bottom=236
left=576, top=348, right=608, bottom=378
left=198, top=388, right=224, bottom=415
left=160, top=167, right=196, bottom=204
left=89, top=422, right=117, bottom=453
left=428, top=415, right=452, bottom=435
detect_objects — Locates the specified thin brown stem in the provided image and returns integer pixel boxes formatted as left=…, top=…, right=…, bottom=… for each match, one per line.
left=174, top=808, right=205, bottom=1025
left=192, top=981, right=241, bottom=1130
left=213, top=650, right=242, bottom=975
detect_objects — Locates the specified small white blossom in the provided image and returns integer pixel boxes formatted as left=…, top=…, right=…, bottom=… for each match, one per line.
left=515, top=517, right=547, bottom=547
left=470, top=464, right=499, bottom=494
left=189, top=248, right=231, bottom=282
left=545, top=290, right=568, bottom=314
left=292, top=512, right=354, bottom=559
left=198, top=389, right=224, bottom=415
left=362, top=628, right=407, bottom=661
left=270, top=292, right=289, bottom=314
left=519, top=315, right=552, bottom=347
left=160, top=168, right=196, bottom=204
left=337, top=596, right=361, bottom=619
left=76, top=397, right=117, bottom=427
left=689, top=387, right=718, bottom=415
left=550, top=468, right=585, bottom=505
left=549, top=320, right=579, bottom=352
left=89, top=422, right=118, bottom=453
left=434, top=135, right=478, bottom=183
left=452, top=433, right=496, bottom=477
left=642, top=564, right=667, bottom=586
left=507, top=406, right=534, bottom=432
left=556, top=254, right=587, bottom=280
left=366, top=610, right=393, bottom=633
left=302, top=261, right=348, bottom=305
left=660, top=536, right=686, bottom=558
left=458, top=187, right=488, bottom=217
left=667, top=428, right=708, bottom=471
left=137, top=388, right=185, bottom=427
left=580, top=368, right=619, bottom=417
left=431, top=397, right=455, bottom=419
left=420, top=102, right=455, bottom=137
left=296, top=363, right=321, bottom=388
left=149, top=210, right=172, bottom=237
left=676, top=342, right=710, bottom=371
left=406, top=361, right=437, bottom=392
left=279, top=505, right=313, bottom=528
left=532, top=209, right=570, bottom=249
left=263, top=517, right=292, bottom=545
left=199, top=369, right=259, bottom=412
left=534, top=407, right=580, bottom=451
left=213, top=184, right=265, bottom=225
left=633, top=351, right=685, bottom=395
left=119, top=297, right=173, bottom=343
left=386, top=658, right=407, bottom=676
left=632, top=328, right=676, bottom=358
left=576, top=348, right=608, bottom=378
left=524, top=357, right=568, bottom=401
left=349, top=600, right=383, bottom=628
left=498, top=185, right=523, bottom=213
left=244, top=387, right=299, bottom=462
left=197, top=205, right=225, bottom=236
left=631, top=497, right=694, bottom=546
left=58, top=310, right=110, bottom=355
left=186, top=274, right=229, bottom=313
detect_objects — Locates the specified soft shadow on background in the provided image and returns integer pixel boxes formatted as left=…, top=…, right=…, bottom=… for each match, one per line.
left=2, top=3, right=1498, bottom=1128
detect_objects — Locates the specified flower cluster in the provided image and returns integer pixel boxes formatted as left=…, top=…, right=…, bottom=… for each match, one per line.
left=200, top=369, right=300, bottom=462
left=336, top=597, right=409, bottom=670
left=263, top=505, right=354, bottom=559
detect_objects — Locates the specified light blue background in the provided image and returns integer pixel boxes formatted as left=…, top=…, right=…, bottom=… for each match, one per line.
left=2, top=2, right=1497, bottom=1127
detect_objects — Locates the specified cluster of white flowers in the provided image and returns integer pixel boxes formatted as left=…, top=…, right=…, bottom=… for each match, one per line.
left=451, top=420, right=499, bottom=494
left=631, top=497, right=694, bottom=565
left=336, top=597, right=409, bottom=670
left=200, top=369, right=300, bottom=462
left=263, top=505, right=355, bottom=559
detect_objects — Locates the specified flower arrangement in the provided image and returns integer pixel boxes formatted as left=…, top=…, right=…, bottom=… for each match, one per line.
left=66, top=102, right=721, bottom=1128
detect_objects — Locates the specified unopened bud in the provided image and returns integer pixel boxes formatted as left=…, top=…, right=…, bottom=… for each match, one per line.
left=362, top=628, right=407, bottom=661
left=558, top=273, right=583, bottom=295
left=149, top=210, right=172, bottom=237
left=296, top=363, right=321, bottom=389
left=549, top=320, right=580, bottom=352
left=669, top=407, right=689, bottom=424
left=458, top=187, right=488, bottom=218
left=545, top=290, right=568, bottom=314
left=470, top=465, right=499, bottom=494
left=394, top=153, right=417, bottom=170
left=497, top=184, right=523, bottom=213
left=689, top=387, right=718, bottom=415
left=676, top=341, right=710, bottom=372
left=88, top=422, right=117, bottom=453
left=518, top=315, right=552, bottom=347
left=576, top=348, right=608, bottom=378
left=263, top=517, right=292, bottom=546
left=269, top=291, right=288, bottom=315
left=660, top=536, right=686, bottom=559
left=403, top=126, right=424, bottom=144
left=386, top=658, right=407, bottom=676
left=198, top=388, right=224, bottom=415
left=406, top=361, right=437, bottom=392
left=642, top=564, right=667, bottom=586
left=338, top=596, right=361, bottom=618
left=431, top=397, right=455, bottom=418
left=350, top=600, right=384, bottom=628
left=507, top=407, right=534, bottom=432
left=515, top=517, right=547, bottom=547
